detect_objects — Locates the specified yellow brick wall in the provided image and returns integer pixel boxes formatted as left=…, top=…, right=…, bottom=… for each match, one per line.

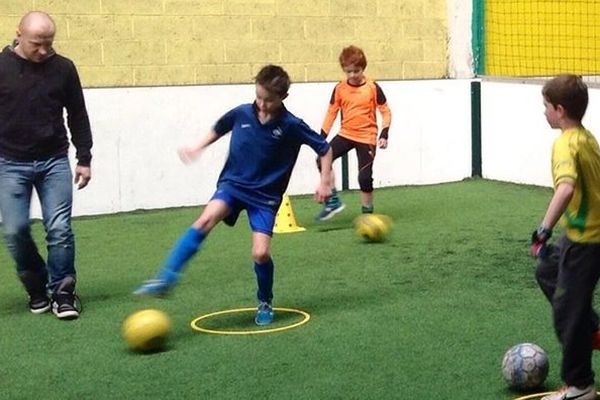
left=0, top=0, right=448, bottom=87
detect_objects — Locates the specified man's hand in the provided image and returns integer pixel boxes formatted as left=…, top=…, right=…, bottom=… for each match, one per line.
left=530, top=225, right=552, bottom=258
left=314, top=183, right=332, bottom=204
left=74, top=165, right=91, bottom=190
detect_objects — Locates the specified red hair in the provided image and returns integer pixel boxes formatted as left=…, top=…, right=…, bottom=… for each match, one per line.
left=338, top=45, right=367, bottom=69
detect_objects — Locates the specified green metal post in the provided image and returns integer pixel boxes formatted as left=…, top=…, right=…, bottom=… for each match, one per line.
left=471, top=81, right=482, bottom=177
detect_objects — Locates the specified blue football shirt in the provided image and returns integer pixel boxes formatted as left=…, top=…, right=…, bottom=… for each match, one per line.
left=213, top=103, right=330, bottom=209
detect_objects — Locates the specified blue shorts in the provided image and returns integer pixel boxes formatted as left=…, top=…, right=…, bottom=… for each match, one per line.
left=211, top=188, right=277, bottom=236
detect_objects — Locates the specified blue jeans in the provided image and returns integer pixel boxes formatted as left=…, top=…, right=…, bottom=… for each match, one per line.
left=0, top=155, right=75, bottom=291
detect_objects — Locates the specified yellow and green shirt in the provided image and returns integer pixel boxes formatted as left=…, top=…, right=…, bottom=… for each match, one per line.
left=552, top=126, right=600, bottom=242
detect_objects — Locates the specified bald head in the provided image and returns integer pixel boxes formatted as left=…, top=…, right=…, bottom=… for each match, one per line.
left=15, top=11, right=56, bottom=62
left=19, top=11, right=55, bottom=37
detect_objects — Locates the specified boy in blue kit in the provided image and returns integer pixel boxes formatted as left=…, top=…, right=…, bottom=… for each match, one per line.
left=134, top=65, right=333, bottom=325
left=531, top=74, right=600, bottom=400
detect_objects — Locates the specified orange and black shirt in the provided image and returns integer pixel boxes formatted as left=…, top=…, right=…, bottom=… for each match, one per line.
left=321, top=77, right=392, bottom=145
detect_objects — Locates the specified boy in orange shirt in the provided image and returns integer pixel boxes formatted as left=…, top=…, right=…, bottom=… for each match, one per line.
left=316, top=45, right=392, bottom=220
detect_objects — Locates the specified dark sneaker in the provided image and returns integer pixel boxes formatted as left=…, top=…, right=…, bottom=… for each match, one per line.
left=255, top=302, right=274, bottom=326
left=316, top=199, right=345, bottom=221
left=51, top=277, right=80, bottom=320
left=18, top=270, right=50, bottom=314
left=29, top=295, right=51, bottom=314
left=361, top=205, right=374, bottom=214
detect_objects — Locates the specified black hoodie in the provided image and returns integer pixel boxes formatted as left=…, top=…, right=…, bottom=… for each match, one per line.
left=0, top=45, right=92, bottom=165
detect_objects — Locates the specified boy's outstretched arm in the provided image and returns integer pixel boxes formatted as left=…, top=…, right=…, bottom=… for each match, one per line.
left=315, top=147, right=333, bottom=203
left=178, top=130, right=221, bottom=164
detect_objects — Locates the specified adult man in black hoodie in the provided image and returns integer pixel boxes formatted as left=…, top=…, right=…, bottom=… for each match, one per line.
left=0, top=11, right=93, bottom=320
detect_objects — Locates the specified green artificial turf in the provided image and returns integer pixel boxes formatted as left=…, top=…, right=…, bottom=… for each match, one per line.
left=1, top=179, right=597, bottom=399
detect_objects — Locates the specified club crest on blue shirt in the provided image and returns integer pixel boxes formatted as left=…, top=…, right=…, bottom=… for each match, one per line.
left=271, top=127, right=283, bottom=139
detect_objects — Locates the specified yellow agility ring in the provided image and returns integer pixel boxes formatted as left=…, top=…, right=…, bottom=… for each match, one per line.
left=513, top=392, right=600, bottom=400
left=190, top=307, right=310, bottom=335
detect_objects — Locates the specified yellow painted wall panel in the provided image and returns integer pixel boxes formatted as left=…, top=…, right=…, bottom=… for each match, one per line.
left=103, top=40, right=166, bottom=66
left=0, top=0, right=448, bottom=87
left=306, top=63, right=346, bottom=81
left=101, top=0, right=163, bottom=15
left=67, top=15, right=133, bottom=40
left=354, top=18, right=403, bottom=41
left=304, top=17, right=356, bottom=41
left=0, top=16, right=20, bottom=40
left=192, top=16, right=252, bottom=40
left=277, top=63, right=307, bottom=83
left=0, top=0, right=34, bottom=14
left=330, top=0, right=377, bottom=17
left=34, top=0, right=102, bottom=14
left=134, top=66, right=196, bottom=85
left=225, top=40, right=280, bottom=63
left=276, top=0, right=329, bottom=16
left=225, top=0, right=276, bottom=16
left=195, top=64, right=253, bottom=84
left=281, top=42, right=331, bottom=63
left=78, top=66, right=133, bottom=87
left=164, top=0, right=224, bottom=15
left=167, top=39, right=223, bottom=64
left=369, top=62, right=406, bottom=80
left=252, top=16, right=305, bottom=40
left=403, top=61, right=447, bottom=78
left=54, top=40, right=103, bottom=65
left=376, top=0, right=423, bottom=18
left=133, top=16, right=194, bottom=38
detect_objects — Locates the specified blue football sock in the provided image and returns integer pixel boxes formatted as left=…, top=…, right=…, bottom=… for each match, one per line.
left=254, top=259, right=274, bottom=303
left=157, top=227, right=205, bottom=281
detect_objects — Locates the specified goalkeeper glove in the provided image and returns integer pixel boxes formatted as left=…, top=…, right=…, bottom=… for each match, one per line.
left=530, top=225, right=552, bottom=258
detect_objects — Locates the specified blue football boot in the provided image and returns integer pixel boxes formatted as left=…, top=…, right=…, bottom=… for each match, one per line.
left=133, top=270, right=179, bottom=297
left=255, top=302, right=274, bottom=326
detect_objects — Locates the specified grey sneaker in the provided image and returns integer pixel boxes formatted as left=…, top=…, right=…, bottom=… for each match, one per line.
left=51, top=277, right=80, bottom=320
left=541, top=384, right=597, bottom=400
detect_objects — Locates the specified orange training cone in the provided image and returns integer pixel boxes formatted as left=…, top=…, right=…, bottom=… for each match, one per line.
left=273, top=194, right=306, bottom=233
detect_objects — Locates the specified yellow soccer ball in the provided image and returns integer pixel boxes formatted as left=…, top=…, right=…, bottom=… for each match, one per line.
left=353, top=214, right=393, bottom=242
left=122, top=309, right=172, bottom=352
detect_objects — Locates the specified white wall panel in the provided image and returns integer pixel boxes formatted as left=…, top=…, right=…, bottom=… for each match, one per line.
left=26, top=79, right=473, bottom=217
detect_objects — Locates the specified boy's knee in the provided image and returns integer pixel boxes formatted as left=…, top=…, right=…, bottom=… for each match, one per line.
left=252, top=248, right=271, bottom=264
left=358, top=174, right=373, bottom=192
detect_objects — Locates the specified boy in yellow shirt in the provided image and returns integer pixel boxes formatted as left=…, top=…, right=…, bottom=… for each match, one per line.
left=532, top=74, right=600, bottom=400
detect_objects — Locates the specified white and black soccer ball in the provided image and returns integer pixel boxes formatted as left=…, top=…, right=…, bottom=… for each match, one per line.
left=501, top=343, right=549, bottom=390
